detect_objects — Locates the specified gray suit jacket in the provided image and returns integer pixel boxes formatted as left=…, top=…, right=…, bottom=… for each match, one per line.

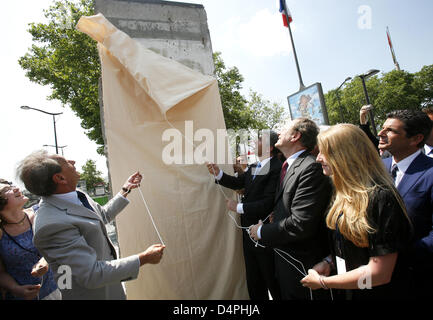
left=33, top=191, right=140, bottom=300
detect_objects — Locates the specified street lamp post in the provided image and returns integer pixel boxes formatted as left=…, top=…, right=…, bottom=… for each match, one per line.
left=21, top=106, right=63, bottom=154
left=358, top=69, right=380, bottom=136
left=336, top=76, right=352, bottom=123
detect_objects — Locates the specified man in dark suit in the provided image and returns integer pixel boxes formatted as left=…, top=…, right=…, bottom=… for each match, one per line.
left=207, top=130, right=282, bottom=300
left=250, top=118, right=332, bottom=300
left=378, top=109, right=433, bottom=299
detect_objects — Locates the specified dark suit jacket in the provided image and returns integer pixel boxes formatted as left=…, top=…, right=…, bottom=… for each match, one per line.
left=217, top=157, right=282, bottom=228
left=383, top=152, right=433, bottom=267
left=260, top=151, right=332, bottom=266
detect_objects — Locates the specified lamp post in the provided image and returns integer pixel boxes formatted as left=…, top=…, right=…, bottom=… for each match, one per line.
left=358, top=69, right=380, bottom=136
left=43, top=144, right=67, bottom=156
left=21, top=106, right=63, bottom=154
left=336, top=76, right=352, bottom=123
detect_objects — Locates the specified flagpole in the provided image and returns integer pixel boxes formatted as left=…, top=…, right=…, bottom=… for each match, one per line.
left=282, top=2, right=305, bottom=90
left=386, top=26, right=401, bottom=71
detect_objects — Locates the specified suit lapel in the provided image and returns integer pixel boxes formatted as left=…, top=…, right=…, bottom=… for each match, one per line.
left=275, top=151, right=308, bottom=202
left=44, top=194, right=102, bottom=222
left=243, top=160, right=271, bottom=198
left=43, top=193, right=117, bottom=259
left=397, top=153, right=431, bottom=198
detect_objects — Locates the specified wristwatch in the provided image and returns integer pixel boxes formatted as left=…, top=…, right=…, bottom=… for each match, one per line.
left=323, top=256, right=335, bottom=270
left=122, top=187, right=131, bottom=194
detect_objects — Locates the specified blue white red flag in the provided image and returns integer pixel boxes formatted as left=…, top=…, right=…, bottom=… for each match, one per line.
left=279, top=0, right=293, bottom=27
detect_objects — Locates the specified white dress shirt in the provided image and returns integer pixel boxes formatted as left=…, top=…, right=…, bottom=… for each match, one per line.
left=391, top=149, right=421, bottom=187
left=51, top=191, right=83, bottom=206
left=51, top=190, right=129, bottom=208
left=215, top=157, right=273, bottom=214
left=424, top=144, right=433, bottom=158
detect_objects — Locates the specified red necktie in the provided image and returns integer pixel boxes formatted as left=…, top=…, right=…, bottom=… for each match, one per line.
left=280, top=161, right=288, bottom=185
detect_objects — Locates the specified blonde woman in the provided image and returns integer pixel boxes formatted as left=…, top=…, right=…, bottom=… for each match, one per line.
left=301, top=124, right=412, bottom=300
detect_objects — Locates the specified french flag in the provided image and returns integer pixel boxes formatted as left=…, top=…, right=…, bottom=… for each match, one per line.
left=279, top=0, right=293, bottom=27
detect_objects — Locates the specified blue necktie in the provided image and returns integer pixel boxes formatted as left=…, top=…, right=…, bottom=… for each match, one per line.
left=77, top=191, right=94, bottom=212
left=252, top=162, right=261, bottom=180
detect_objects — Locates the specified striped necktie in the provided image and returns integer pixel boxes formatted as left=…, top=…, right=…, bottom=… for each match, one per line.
left=280, top=161, right=289, bottom=186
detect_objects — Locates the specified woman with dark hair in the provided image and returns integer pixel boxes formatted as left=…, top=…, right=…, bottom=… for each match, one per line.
left=0, top=181, right=60, bottom=300
left=301, top=124, right=413, bottom=300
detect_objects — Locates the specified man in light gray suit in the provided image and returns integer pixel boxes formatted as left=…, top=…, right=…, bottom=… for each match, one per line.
left=17, top=150, right=165, bottom=300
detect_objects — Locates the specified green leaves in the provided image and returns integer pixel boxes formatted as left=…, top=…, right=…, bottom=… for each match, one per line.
left=80, top=159, right=104, bottom=192
left=19, top=1, right=285, bottom=156
left=324, top=67, right=433, bottom=131
left=19, top=0, right=103, bottom=150
left=213, top=52, right=286, bottom=131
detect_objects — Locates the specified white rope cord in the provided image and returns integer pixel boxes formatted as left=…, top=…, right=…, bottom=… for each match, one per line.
left=137, top=186, right=165, bottom=246
left=140, top=116, right=330, bottom=300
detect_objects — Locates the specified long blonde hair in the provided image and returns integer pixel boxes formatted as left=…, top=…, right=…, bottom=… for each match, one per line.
left=317, top=124, right=406, bottom=247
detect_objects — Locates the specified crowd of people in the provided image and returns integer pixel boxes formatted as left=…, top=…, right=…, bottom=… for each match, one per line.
left=1, top=106, right=432, bottom=300
left=209, top=107, right=433, bottom=300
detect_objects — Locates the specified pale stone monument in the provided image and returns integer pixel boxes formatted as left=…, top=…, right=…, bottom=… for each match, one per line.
left=94, top=0, right=214, bottom=75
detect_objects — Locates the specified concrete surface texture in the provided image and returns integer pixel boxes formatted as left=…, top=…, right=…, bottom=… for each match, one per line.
left=94, top=0, right=215, bottom=75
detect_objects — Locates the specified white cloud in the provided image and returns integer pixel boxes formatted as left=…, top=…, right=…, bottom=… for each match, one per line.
left=236, top=8, right=293, bottom=57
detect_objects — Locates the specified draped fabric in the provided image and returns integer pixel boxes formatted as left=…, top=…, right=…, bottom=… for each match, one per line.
left=77, top=14, right=248, bottom=299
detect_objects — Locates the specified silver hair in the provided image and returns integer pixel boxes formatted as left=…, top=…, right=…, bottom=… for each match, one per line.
left=17, top=150, right=62, bottom=196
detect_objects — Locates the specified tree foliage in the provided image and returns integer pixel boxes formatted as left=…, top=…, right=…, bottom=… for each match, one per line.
left=80, top=159, right=104, bottom=192
left=213, top=52, right=286, bottom=131
left=324, top=67, right=433, bottom=131
left=19, top=0, right=103, bottom=151
left=20, top=1, right=285, bottom=156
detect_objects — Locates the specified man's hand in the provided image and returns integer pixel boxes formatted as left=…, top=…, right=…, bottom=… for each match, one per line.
left=360, top=105, right=373, bottom=125
left=268, top=212, right=274, bottom=223
left=311, top=260, right=332, bottom=277
left=31, top=257, right=49, bottom=278
left=206, top=163, right=220, bottom=177
left=121, top=171, right=143, bottom=196
left=226, top=199, right=238, bottom=212
left=139, top=244, right=166, bottom=266
left=249, top=220, right=263, bottom=241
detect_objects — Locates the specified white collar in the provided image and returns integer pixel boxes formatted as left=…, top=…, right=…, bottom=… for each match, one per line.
left=50, top=190, right=81, bottom=206
left=285, top=149, right=306, bottom=170
left=257, top=156, right=272, bottom=168
left=424, top=144, right=433, bottom=156
left=392, top=149, right=421, bottom=174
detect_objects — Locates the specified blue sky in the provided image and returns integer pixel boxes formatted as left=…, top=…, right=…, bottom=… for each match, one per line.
left=191, top=0, right=433, bottom=103
left=2, top=0, right=433, bottom=183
